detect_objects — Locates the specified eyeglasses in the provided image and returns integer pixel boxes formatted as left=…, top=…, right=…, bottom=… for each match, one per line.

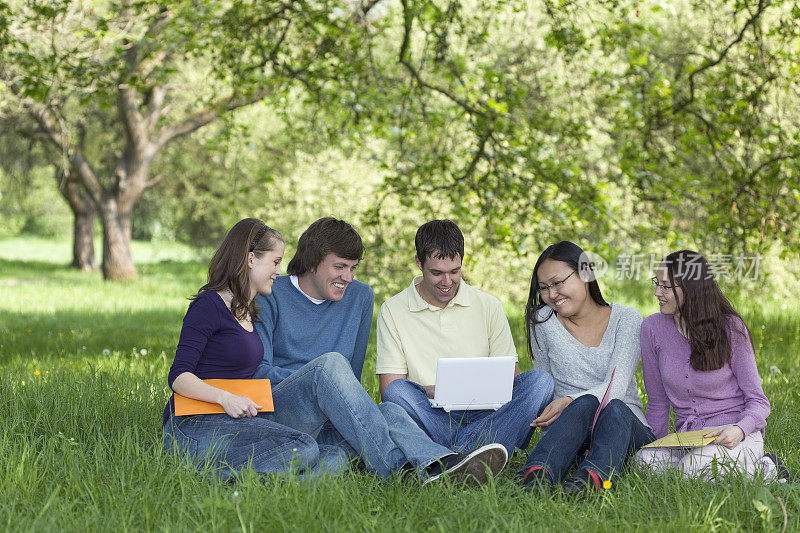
left=650, top=277, right=678, bottom=291
left=536, top=270, right=577, bottom=295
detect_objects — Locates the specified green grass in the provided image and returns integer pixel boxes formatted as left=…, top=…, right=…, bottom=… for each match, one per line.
left=1, top=237, right=798, bottom=532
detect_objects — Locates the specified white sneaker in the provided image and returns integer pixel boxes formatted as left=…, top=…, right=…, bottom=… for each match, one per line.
left=423, top=443, right=508, bottom=486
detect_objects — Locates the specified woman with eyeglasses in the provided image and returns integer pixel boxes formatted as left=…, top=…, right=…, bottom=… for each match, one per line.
left=517, top=241, right=655, bottom=495
left=163, top=218, right=348, bottom=480
left=634, top=250, right=786, bottom=481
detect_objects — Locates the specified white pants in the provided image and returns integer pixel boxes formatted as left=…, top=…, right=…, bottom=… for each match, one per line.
left=634, top=427, right=779, bottom=482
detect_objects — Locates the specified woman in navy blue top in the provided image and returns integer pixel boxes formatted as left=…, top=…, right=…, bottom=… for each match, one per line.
left=163, top=218, right=348, bottom=480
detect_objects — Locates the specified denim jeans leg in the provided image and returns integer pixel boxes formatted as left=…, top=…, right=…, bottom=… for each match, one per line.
left=306, top=445, right=351, bottom=478
left=382, top=379, right=458, bottom=448
left=315, top=421, right=360, bottom=462
left=518, top=394, right=598, bottom=482
left=578, top=399, right=656, bottom=482
left=456, top=369, right=555, bottom=456
left=271, top=352, right=451, bottom=478
left=378, top=401, right=455, bottom=474
left=163, top=413, right=321, bottom=480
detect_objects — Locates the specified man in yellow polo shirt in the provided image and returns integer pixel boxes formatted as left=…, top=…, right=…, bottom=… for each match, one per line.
left=376, top=219, right=554, bottom=456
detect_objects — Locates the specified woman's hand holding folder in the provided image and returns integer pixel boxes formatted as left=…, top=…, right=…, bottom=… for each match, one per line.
left=172, top=374, right=271, bottom=417
left=218, top=392, right=263, bottom=418
left=703, top=425, right=745, bottom=449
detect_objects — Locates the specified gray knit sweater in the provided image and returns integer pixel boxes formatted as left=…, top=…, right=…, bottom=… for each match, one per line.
left=530, top=302, right=649, bottom=428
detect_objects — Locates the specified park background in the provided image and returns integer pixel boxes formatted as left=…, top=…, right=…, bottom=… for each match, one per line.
left=1, top=0, right=799, bottom=531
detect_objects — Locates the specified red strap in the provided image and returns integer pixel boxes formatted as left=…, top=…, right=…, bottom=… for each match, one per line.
left=586, top=469, right=602, bottom=490
left=522, top=465, right=544, bottom=481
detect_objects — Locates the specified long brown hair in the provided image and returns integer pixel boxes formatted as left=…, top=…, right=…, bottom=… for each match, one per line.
left=664, top=250, right=752, bottom=371
left=194, top=218, right=283, bottom=321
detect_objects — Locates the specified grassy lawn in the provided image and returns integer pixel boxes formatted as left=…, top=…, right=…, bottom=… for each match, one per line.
left=1, top=238, right=798, bottom=532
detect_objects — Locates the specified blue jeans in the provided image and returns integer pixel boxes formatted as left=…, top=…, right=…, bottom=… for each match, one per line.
left=519, top=395, right=655, bottom=483
left=269, top=352, right=454, bottom=479
left=163, top=413, right=348, bottom=480
left=383, top=369, right=555, bottom=455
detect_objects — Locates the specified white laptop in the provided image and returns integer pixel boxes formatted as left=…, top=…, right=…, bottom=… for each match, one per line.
left=428, top=356, right=516, bottom=412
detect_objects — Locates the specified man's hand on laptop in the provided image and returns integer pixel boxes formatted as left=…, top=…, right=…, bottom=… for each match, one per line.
left=423, top=385, right=436, bottom=399
left=530, top=396, right=573, bottom=427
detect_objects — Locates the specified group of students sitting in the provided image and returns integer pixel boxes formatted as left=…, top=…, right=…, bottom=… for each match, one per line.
left=163, top=216, right=788, bottom=493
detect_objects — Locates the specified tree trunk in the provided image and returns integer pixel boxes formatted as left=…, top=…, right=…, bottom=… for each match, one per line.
left=99, top=197, right=137, bottom=281
left=56, top=168, right=98, bottom=271
left=72, top=209, right=97, bottom=271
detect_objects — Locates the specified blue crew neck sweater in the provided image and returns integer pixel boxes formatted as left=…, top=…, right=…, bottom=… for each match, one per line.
left=252, top=275, right=374, bottom=385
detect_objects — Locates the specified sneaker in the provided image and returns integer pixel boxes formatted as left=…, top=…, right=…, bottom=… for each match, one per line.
left=423, top=443, right=508, bottom=486
left=518, top=466, right=553, bottom=493
left=561, top=469, right=602, bottom=497
left=764, top=453, right=793, bottom=482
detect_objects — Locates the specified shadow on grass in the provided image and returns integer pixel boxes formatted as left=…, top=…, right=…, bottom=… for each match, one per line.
left=0, top=308, right=183, bottom=362
left=0, top=258, right=91, bottom=278
left=0, top=257, right=205, bottom=284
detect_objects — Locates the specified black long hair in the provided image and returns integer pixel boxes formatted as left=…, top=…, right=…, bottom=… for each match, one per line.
left=663, top=250, right=752, bottom=371
left=525, top=241, right=609, bottom=360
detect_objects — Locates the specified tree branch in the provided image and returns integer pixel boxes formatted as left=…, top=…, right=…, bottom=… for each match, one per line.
left=151, top=87, right=274, bottom=149
left=16, top=92, right=105, bottom=204
left=117, top=7, right=174, bottom=150
left=398, top=0, right=488, bottom=119
left=676, top=0, right=768, bottom=112
left=145, top=173, right=164, bottom=189
left=144, top=85, right=168, bottom=133
left=462, top=128, right=492, bottom=185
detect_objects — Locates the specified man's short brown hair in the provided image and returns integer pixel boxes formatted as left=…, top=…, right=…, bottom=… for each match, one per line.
left=287, top=217, right=364, bottom=275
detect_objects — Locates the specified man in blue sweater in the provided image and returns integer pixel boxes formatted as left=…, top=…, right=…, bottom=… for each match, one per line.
left=252, top=217, right=507, bottom=484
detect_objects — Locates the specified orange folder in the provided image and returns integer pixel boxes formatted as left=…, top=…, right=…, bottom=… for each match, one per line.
left=174, top=379, right=273, bottom=416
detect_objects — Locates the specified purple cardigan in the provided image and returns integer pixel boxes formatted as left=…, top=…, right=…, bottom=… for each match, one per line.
left=640, top=312, right=770, bottom=439
left=163, top=290, right=263, bottom=425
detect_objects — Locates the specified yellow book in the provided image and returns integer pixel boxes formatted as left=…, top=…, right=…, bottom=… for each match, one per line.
left=174, top=379, right=273, bottom=416
left=642, top=429, right=716, bottom=449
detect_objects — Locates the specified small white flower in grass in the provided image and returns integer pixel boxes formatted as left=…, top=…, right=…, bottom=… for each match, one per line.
left=140, top=348, right=147, bottom=356
left=102, top=349, right=110, bottom=356
left=231, top=491, right=242, bottom=504
left=770, top=366, right=780, bottom=375
left=761, top=324, right=766, bottom=329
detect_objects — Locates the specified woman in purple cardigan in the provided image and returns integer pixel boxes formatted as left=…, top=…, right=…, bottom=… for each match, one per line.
left=635, top=250, right=783, bottom=481
left=163, top=218, right=348, bottom=480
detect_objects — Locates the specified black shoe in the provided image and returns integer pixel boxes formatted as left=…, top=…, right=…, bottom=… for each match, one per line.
left=764, top=453, right=793, bottom=482
left=561, top=469, right=601, bottom=497
left=423, top=443, right=508, bottom=487
left=519, top=467, right=553, bottom=493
